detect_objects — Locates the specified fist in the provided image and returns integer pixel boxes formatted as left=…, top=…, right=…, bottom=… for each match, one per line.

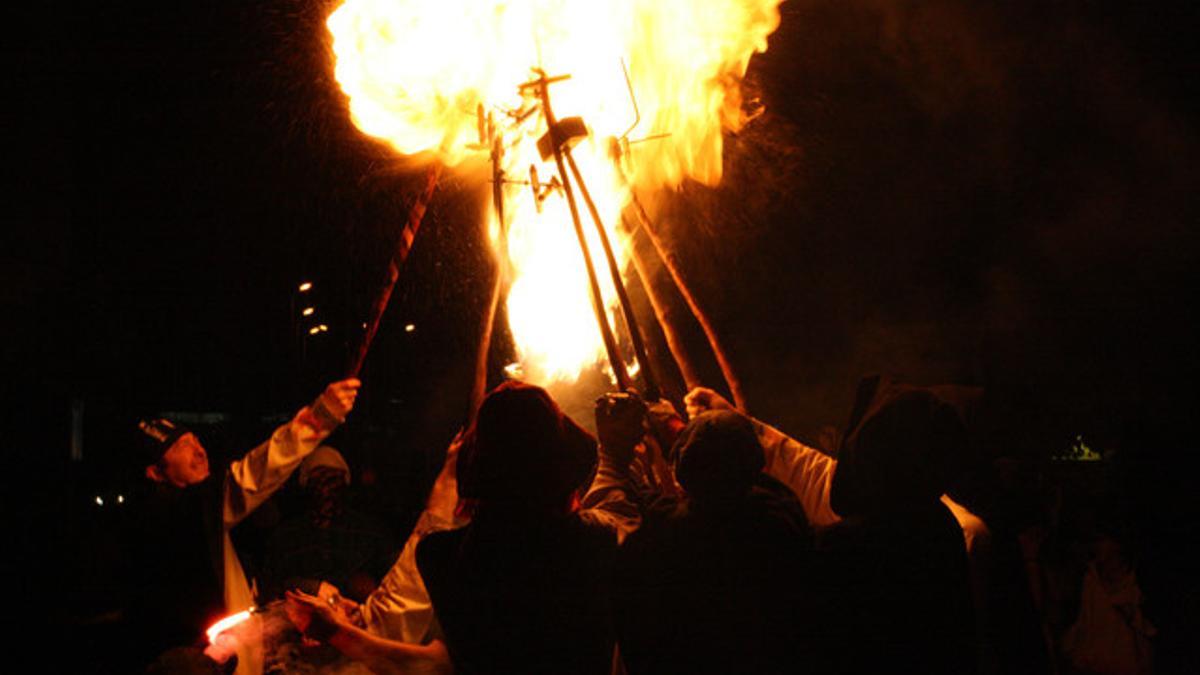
left=321, top=378, right=361, bottom=420
left=683, top=387, right=734, bottom=420
left=595, top=391, right=647, bottom=464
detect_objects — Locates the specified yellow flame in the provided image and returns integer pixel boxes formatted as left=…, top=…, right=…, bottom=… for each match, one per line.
left=328, top=0, right=782, bottom=385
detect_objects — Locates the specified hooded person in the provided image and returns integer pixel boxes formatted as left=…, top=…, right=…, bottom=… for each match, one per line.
left=124, top=378, right=360, bottom=674
left=614, top=410, right=815, bottom=675
left=261, top=445, right=397, bottom=604
left=819, top=376, right=978, bottom=675
left=414, top=381, right=640, bottom=675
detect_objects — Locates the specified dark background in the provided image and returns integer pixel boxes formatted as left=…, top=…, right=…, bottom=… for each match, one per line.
left=5, top=0, right=1198, bottom=659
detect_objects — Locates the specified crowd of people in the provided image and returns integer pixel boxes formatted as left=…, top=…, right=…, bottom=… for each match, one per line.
left=123, top=375, right=1179, bottom=675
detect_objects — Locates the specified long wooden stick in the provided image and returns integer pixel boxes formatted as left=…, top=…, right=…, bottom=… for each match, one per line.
left=624, top=221, right=703, bottom=391
left=564, top=151, right=661, bottom=401
left=347, top=163, right=443, bottom=378
left=628, top=191, right=747, bottom=409
left=530, top=71, right=631, bottom=390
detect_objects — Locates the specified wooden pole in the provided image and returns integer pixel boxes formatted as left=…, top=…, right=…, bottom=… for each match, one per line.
left=627, top=191, right=747, bottom=410
left=528, top=70, right=632, bottom=391
left=347, top=163, right=443, bottom=378
left=563, top=151, right=661, bottom=401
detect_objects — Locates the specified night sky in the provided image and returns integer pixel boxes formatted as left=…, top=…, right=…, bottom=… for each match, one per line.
left=8, top=1, right=1199, bottom=489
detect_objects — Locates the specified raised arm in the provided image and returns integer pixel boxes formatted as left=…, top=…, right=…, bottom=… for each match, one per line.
left=224, top=378, right=360, bottom=527
left=360, top=432, right=466, bottom=643
left=581, top=392, right=659, bottom=543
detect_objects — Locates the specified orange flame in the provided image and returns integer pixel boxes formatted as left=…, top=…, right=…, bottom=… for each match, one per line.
left=328, top=0, right=783, bottom=385
left=205, top=609, right=252, bottom=644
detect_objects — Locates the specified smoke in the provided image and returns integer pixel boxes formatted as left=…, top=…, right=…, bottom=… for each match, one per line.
left=633, top=0, right=1197, bottom=447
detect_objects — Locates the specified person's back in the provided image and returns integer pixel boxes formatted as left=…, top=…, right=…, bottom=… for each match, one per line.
left=416, top=381, right=615, bottom=675
left=617, top=475, right=813, bottom=675
left=821, top=380, right=978, bottom=675
left=820, top=499, right=974, bottom=675
left=418, top=510, right=616, bottom=675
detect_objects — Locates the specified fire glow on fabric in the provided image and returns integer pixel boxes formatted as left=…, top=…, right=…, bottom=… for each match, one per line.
left=327, top=0, right=783, bottom=386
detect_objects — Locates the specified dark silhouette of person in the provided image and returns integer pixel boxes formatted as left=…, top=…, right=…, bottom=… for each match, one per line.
left=415, top=381, right=634, bottom=675
left=614, top=409, right=816, bottom=675
left=819, top=376, right=977, bottom=675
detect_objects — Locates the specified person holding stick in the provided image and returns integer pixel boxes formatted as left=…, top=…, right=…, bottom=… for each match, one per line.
left=126, top=378, right=360, bottom=673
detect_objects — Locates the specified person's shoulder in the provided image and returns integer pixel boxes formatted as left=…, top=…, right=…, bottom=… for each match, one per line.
left=416, top=526, right=467, bottom=568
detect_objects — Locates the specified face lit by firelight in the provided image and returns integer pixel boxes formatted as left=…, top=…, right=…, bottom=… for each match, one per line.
left=149, top=432, right=211, bottom=487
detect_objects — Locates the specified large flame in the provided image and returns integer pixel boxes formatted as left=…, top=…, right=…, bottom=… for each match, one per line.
left=328, top=0, right=782, bottom=385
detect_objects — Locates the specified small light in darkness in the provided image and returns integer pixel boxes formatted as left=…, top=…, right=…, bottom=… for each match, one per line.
left=94, top=496, right=104, bottom=506
left=302, top=307, right=315, bottom=317
left=404, top=324, right=416, bottom=333
left=308, top=326, right=321, bottom=335
left=298, top=281, right=313, bottom=292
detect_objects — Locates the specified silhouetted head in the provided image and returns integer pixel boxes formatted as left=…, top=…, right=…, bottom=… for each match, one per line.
left=672, top=410, right=764, bottom=507
left=831, top=377, right=973, bottom=517
left=458, top=381, right=597, bottom=512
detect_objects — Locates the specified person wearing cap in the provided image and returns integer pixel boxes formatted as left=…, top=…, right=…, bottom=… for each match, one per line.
left=125, top=378, right=360, bottom=673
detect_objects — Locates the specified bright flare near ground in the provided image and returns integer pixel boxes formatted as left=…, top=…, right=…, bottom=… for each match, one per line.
left=327, top=0, right=783, bottom=385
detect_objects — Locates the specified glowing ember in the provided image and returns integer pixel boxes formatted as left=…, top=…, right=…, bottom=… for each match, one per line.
left=206, top=609, right=252, bottom=644
left=328, top=0, right=783, bottom=385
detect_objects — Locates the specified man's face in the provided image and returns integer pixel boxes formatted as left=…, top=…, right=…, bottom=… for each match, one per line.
left=154, top=432, right=211, bottom=487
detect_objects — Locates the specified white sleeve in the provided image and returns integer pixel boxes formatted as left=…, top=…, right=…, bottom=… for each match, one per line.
left=223, top=406, right=331, bottom=528
left=753, top=419, right=842, bottom=528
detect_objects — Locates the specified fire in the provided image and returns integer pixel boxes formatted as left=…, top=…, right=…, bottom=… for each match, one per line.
left=206, top=609, right=252, bottom=644
left=327, top=0, right=783, bottom=385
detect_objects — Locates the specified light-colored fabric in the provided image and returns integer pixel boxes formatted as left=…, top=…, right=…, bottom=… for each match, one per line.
left=1062, top=562, right=1156, bottom=675
left=298, top=445, right=351, bottom=488
left=752, top=419, right=842, bottom=527
left=580, top=456, right=646, bottom=545
left=362, top=510, right=456, bottom=644
left=221, top=406, right=334, bottom=675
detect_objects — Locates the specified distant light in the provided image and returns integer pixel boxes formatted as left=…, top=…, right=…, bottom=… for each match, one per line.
left=361, top=322, right=368, bottom=329
left=116, top=495, right=125, bottom=504
left=298, top=281, right=313, bottom=292
left=302, top=307, right=315, bottom=317
left=94, top=496, right=104, bottom=506
left=308, top=326, right=321, bottom=335
left=404, top=324, right=416, bottom=333
left=318, top=324, right=329, bottom=332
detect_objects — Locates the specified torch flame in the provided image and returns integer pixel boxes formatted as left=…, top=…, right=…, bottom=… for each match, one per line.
left=328, top=0, right=783, bottom=385
left=206, top=609, right=252, bottom=645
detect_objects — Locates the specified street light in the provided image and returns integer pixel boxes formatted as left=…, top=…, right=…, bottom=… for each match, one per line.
left=302, top=307, right=315, bottom=317
left=298, top=281, right=313, bottom=293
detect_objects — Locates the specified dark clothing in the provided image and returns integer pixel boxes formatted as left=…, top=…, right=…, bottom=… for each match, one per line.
left=261, top=507, right=397, bottom=602
left=125, top=476, right=226, bottom=658
left=416, top=512, right=618, bottom=675
left=819, top=500, right=976, bottom=675
left=616, top=477, right=815, bottom=675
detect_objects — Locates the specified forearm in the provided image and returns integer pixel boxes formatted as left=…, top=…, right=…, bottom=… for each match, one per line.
left=328, top=627, right=451, bottom=675
left=581, top=454, right=645, bottom=543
